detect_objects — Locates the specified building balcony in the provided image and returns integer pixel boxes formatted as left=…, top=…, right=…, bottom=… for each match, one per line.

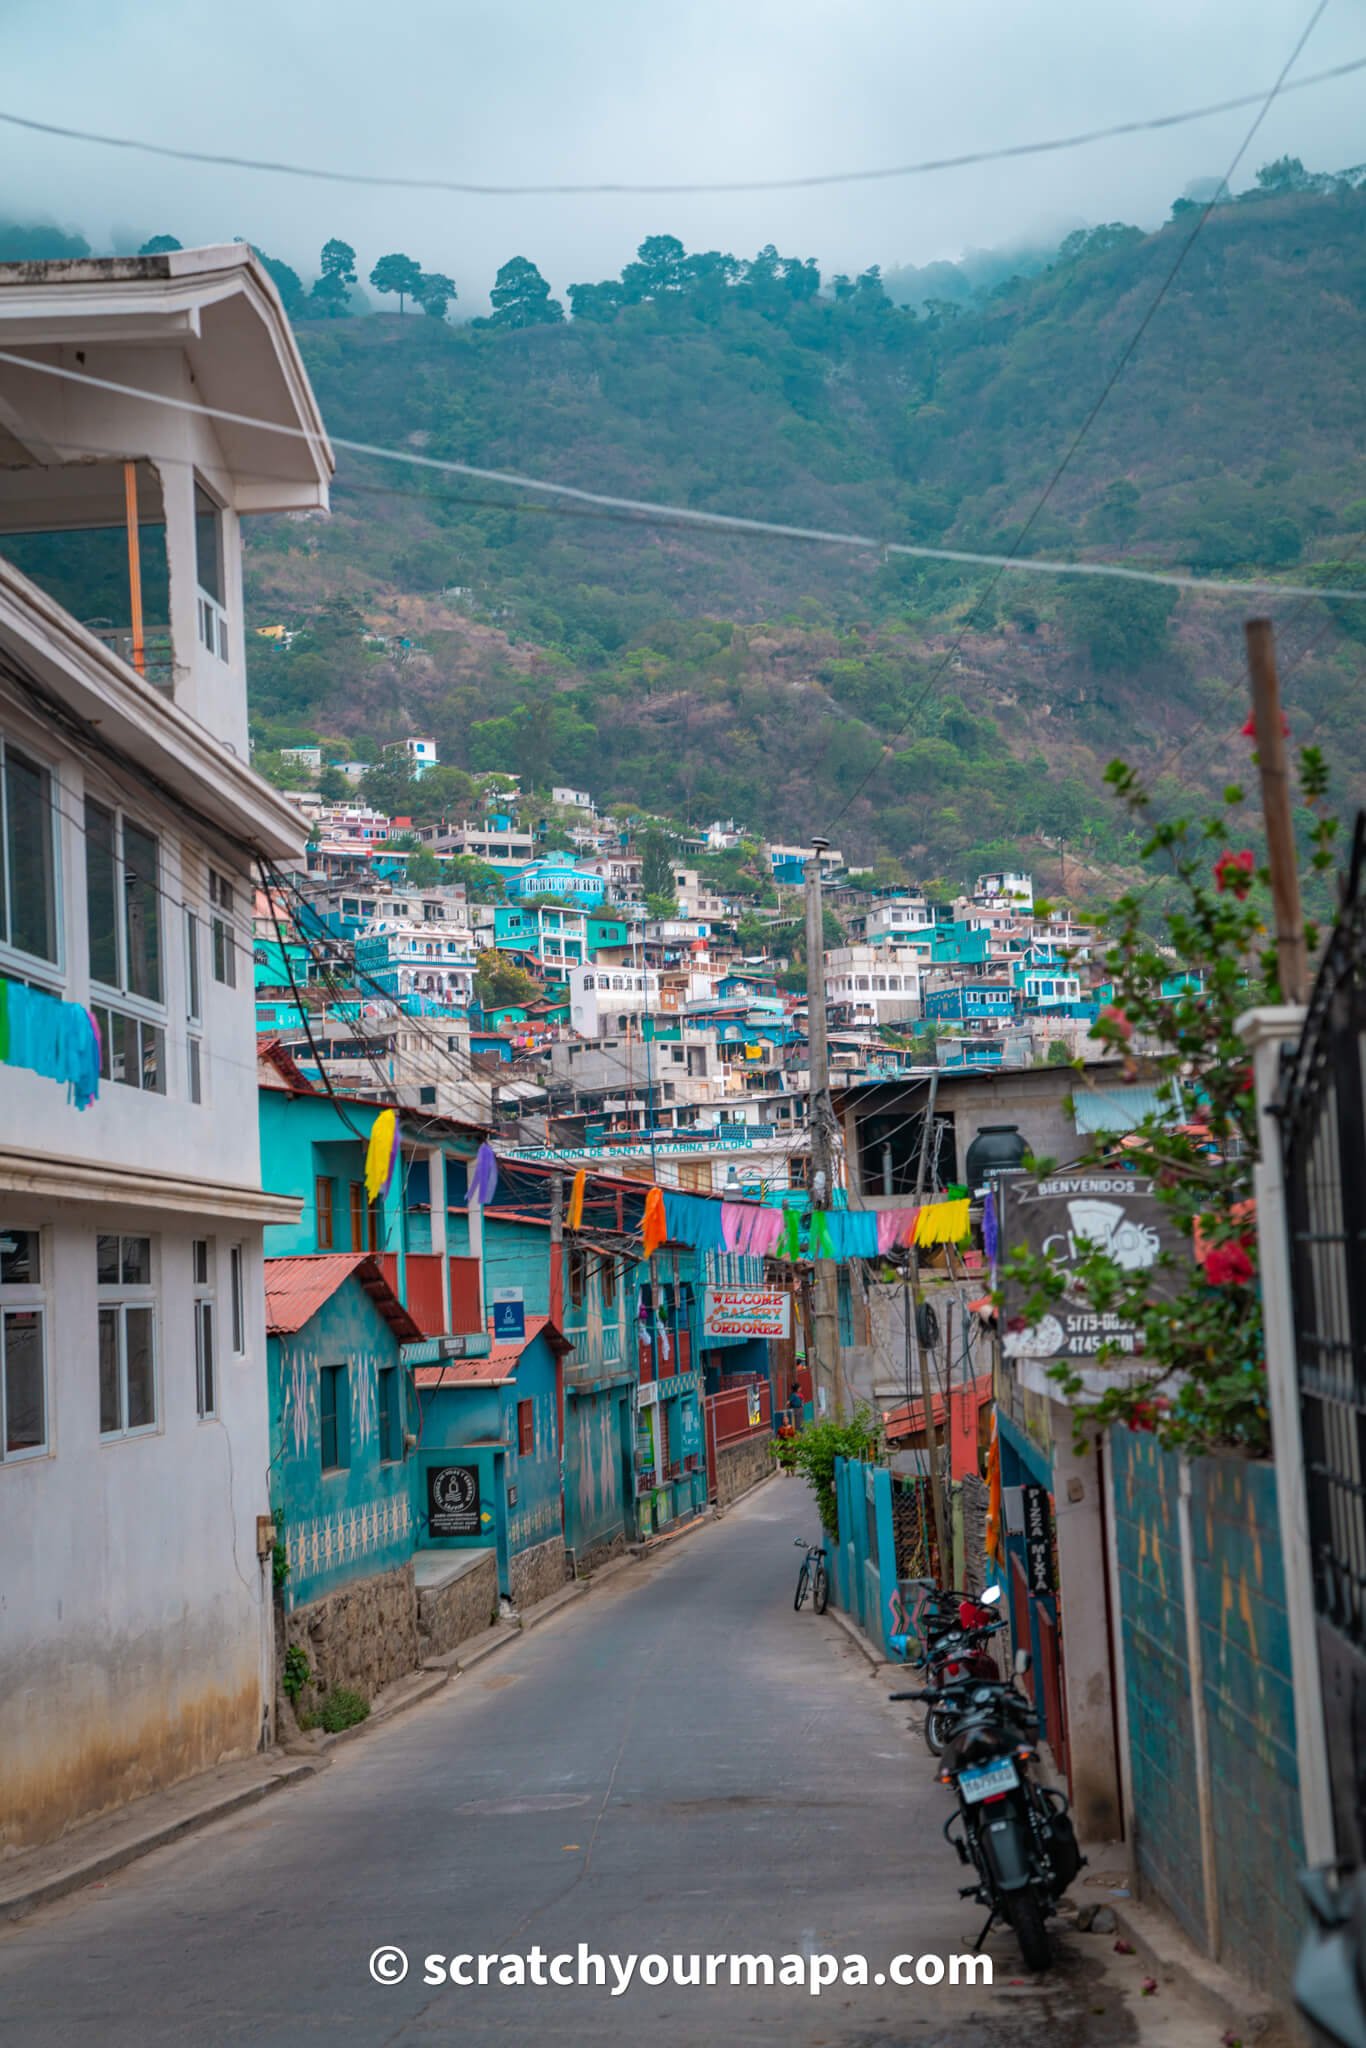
left=85, top=622, right=176, bottom=691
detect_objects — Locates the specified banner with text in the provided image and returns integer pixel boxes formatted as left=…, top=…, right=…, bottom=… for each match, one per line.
left=702, top=1286, right=792, bottom=1341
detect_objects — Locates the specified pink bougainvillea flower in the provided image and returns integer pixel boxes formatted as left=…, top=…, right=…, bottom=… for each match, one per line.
left=1213, top=849, right=1256, bottom=898
left=1098, top=1005, right=1134, bottom=1041
left=1205, top=1241, right=1255, bottom=1287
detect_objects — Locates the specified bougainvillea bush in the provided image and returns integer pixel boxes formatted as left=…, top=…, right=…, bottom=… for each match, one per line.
left=1001, top=741, right=1337, bottom=1456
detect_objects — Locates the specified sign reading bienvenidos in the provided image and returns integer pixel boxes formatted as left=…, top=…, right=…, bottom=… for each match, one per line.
left=1000, top=1170, right=1188, bottom=1364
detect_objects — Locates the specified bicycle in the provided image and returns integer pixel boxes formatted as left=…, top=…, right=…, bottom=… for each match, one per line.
left=793, top=1538, right=829, bottom=1614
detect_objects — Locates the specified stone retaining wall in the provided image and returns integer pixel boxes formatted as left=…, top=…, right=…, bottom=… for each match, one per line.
left=417, top=1555, right=499, bottom=1658
left=714, top=1436, right=772, bottom=1508
left=277, top=1561, right=418, bottom=1713
left=573, top=1530, right=627, bottom=1578
left=510, top=1536, right=568, bottom=1612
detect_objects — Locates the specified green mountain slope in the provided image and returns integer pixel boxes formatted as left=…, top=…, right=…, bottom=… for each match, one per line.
left=239, top=182, right=1366, bottom=885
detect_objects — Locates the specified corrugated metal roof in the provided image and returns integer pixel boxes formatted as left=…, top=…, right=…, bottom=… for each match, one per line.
left=1074, top=1084, right=1180, bottom=1134
left=413, top=1314, right=561, bottom=1388
left=264, top=1253, right=421, bottom=1341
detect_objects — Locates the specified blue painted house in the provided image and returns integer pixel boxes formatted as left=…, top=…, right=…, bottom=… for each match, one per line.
left=264, top=1252, right=421, bottom=1630
left=414, top=1316, right=571, bottom=1608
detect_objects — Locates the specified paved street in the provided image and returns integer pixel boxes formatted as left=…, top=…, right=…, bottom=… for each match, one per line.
left=0, top=1484, right=1200, bottom=2046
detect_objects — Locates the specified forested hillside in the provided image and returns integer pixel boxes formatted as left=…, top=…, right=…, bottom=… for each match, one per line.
left=14, top=169, right=1366, bottom=889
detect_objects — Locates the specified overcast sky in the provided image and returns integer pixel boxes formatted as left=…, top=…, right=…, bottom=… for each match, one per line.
left=4, top=0, right=1363, bottom=306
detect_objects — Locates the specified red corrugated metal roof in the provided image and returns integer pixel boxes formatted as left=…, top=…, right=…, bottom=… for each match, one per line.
left=882, top=1372, right=994, bottom=1443
left=264, top=1254, right=421, bottom=1342
left=413, top=1314, right=565, bottom=1387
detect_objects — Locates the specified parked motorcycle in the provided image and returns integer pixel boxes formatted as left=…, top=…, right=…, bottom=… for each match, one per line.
left=891, top=1651, right=1084, bottom=1972
left=1296, top=1864, right=1366, bottom=2048
left=920, top=1616, right=1007, bottom=1757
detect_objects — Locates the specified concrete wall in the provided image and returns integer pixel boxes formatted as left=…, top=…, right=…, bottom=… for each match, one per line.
left=269, top=1283, right=415, bottom=1612
left=1111, top=1434, right=1305, bottom=1998
left=565, top=1385, right=630, bottom=1560
left=713, top=1433, right=771, bottom=1507
left=277, top=1560, right=418, bottom=1710
left=509, top=1535, right=568, bottom=1611
left=0, top=1214, right=271, bottom=1855
left=415, top=1553, right=499, bottom=1658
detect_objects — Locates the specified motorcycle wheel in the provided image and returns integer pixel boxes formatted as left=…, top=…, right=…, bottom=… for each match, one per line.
left=1004, top=1888, right=1053, bottom=1973
left=924, top=1707, right=946, bottom=1757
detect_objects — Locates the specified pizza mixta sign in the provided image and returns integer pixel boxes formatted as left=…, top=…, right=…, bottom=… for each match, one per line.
left=1000, top=1171, right=1189, bottom=1364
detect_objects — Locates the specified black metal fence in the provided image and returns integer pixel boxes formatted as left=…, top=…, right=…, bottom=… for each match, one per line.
left=1281, top=813, right=1366, bottom=1864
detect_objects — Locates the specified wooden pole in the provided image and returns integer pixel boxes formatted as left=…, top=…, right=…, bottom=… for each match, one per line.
left=1245, top=617, right=1309, bottom=1005
left=123, top=460, right=145, bottom=676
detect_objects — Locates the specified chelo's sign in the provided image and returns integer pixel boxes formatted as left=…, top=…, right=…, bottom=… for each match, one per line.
left=1000, top=1171, right=1188, bottom=1364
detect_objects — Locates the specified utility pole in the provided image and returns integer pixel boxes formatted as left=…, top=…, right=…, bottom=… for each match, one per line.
left=911, top=1069, right=950, bottom=1580
left=804, top=838, right=843, bottom=1417
left=1246, top=618, right=1310, bottom=1006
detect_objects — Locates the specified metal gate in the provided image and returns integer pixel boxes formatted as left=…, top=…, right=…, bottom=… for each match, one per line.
left=1281, top=813, right=1366, bottom=1864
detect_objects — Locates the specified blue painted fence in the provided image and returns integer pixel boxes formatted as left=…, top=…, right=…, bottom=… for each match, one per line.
left=828, top=1457, right=899, bottom=1654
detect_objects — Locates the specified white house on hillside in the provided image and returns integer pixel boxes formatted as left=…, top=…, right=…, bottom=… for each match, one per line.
left=0, top=246, right=332, bottom=1853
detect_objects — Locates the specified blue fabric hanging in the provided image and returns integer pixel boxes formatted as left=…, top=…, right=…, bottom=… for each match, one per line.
left=823, top=1210, right=879, bottom=1260
left=2, top=978, right=100, bottom=1110
left=661, top=1190, right=727, bottom=1253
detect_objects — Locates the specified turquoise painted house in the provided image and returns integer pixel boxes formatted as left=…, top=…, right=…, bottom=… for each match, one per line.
left=414, top=1316, right=570, bottom=1608
left=263, top=1253, right=421, bottom=1611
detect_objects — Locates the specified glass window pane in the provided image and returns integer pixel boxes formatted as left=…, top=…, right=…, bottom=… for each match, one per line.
left=4, top=748, right=56, bottom=962
left=108, top=1006, right=131, bottom=1086
left=230, top=1246, right=244, bottom=1353
left=121, top=1237, right=151, bottom=1286
left=4, top=1309, right=44, bottom=1453
left=197, top=1301, right=214, bottom=1416
left=194, top=483, right=223, bottom=604
left=85, top=798, right=119, bottom=986
left=188, top=1036, right=202, bottom=1104
left=125, top=1306, right=155, bottom=1428
left=139, top=1021, right=165, bottom=1094
left=96, top=1234, right=120, bottom=1285
left=98, top=1305, right=121, bottom=1433
left=122, top=822, right=161, bottom=1002
left=185, top=911, right=201, bottom=1022
left=0, top=1228, right=40, bottom=1286
left=192, top=1240, right=208, bottom=1287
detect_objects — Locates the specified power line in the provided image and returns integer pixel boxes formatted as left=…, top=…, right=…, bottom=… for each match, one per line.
left=3, top=350, right=1365, bottom=605
left=823, top=0, right=1337, bottom=831
left=0, top=60, right=1360, bottom=196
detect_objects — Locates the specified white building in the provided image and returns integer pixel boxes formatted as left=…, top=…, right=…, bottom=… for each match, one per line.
left=418, top=818, right=535, bottom=868
left=568, top=962, right=662, bottom=1036
left=823, top=945, right=924, bottom=1025
left=385, top=736, right=438, bottom=779
left=353, top=919, right=477, bottom=1006
left=974, top=870, right=1034, bottom=911
left=0, top=246, right=330, bottom=1852
left=856, top=893, right=936, bottom=946
left=551, top=785, right=594, bottom=812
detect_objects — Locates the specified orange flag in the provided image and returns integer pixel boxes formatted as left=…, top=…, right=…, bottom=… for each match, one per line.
left=566, top=1168, right=586, bottom=1232
left=642, top=1186, right=667, bottom=1260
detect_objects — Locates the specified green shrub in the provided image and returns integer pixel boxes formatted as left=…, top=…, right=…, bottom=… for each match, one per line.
left=316, top=1687, right=370, bottom=1734
left=281, top=1644, right=310, bottom=1706
left=786, top=1406, right=882, bottom=1536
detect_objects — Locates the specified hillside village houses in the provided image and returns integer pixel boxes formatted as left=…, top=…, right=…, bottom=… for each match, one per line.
left=0, top=247, right=1141, bottom=1867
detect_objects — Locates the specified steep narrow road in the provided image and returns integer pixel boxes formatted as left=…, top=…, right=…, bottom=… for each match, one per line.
left=0, top=1485, right=1197, bottom=2046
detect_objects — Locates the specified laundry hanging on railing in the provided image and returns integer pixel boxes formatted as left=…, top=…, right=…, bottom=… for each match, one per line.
left=0, top=977, right=101, bottom=1110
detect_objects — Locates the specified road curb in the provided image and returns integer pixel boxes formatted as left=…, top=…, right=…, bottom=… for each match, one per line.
left=0, top=1762, right=321, bottom=1926
left=1103, top=1889, right=1291, bottom=2045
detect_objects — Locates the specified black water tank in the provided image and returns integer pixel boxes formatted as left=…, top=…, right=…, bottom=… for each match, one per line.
left=965, top=1123, right=1027, bottom=1192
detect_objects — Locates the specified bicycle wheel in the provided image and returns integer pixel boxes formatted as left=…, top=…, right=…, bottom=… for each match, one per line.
left=794, top=1563, right=810, bottom=1611
left=813, top=1560, right=829, bottom=1614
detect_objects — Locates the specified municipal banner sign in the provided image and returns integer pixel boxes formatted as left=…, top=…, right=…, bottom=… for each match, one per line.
left=702, top=1286, right=791, bottom=1341
left=1000, top=1169, right=1189, bottom=1364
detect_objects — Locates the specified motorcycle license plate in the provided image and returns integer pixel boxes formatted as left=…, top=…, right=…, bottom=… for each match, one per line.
left=957, top=1759, right=1019, bottom=1803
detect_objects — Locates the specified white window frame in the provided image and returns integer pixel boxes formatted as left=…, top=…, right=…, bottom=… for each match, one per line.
left=97, top=1234, right=160, bottom=1441
left=0, top=1226, right=48, bottom=1463
left=192, top=1237, right=217, bottom=1419
left=194, top=477, right=230, bottom=663
left=185, top=906, right=204, bottom=1104
left=86, top=796, right=168, bottom=1094
left=209, top=869, right=238, bottom=987
left=0, top=734, right=63, bottom=985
